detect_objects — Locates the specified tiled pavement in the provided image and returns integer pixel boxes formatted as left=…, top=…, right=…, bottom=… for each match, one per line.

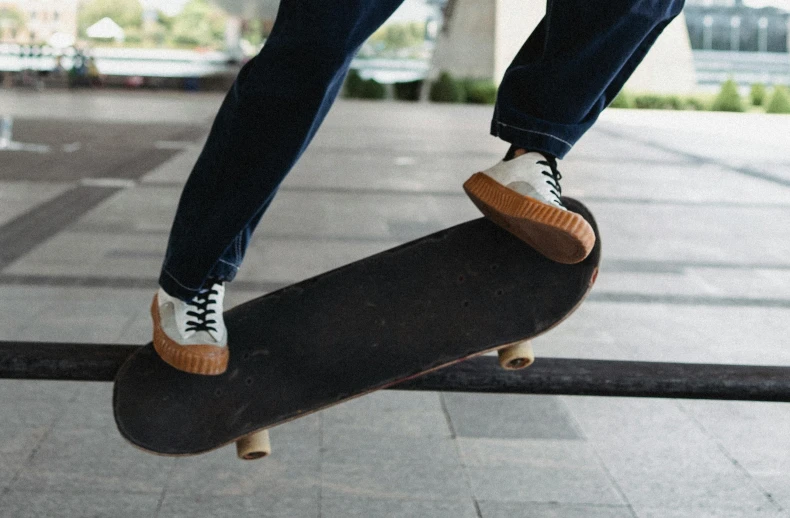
left=0, top=89, right=789, bottom=517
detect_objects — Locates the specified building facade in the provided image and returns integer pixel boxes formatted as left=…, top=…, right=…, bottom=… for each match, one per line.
left=685, top=0, right=789, bottom=53
left=0, top=0, right=78, bottom=44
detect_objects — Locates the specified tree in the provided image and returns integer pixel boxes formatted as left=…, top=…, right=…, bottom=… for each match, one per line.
left=170, top=0, right=227, bottom=49
left=369, top=22, right=426, bottom=51
left=78, top=0, right=143, bottom=37
left=0, top=5, right=26, bottom=34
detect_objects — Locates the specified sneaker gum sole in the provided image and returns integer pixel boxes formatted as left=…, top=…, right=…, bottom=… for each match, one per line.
left=463, top=172, right=596, bottom=265
left=150, top=295, right=229, bottom=376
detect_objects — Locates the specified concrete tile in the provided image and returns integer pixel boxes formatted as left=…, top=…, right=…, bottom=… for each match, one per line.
left=321, top=431, right=460, bottom=467
left=140, top=145, right=202, bottom=184
left=467, top=463, right=624, bottom=506
left=13, top=425, right=173, bottom=494
left=678, top=400, right=790, bottom=477
left=456, top=438, right=602, bottom=469
left=478, top=501, right=634, bottom=518
left=320, top=460, right=469, bottom=501
left=158, top=492, right=319, bottom=518
left=0, top=181, right=71, bottom=227
left=0, top=489, right=161, bottom=518
left=565, top=398, right=779, bottom=510
left=0, top=379, right=81, bottom=402
left=0, top=397, right=65, bottom=479
left=166, top=450, right=320, bottom=497
left=9, top=287, right=151, bottom=344
left=57, top=383, right=116, bottom=431
left=442, top=394, right=582, bottom=439
left=5, top=230, right=167, bottom=279
left=321, top=496, right=479, bottom=518
left=752, top=474, right=790, bottom=509
left=4, top=93, right=790, bottom=518
left=266, top=414, right=322, bottom=465
left=634, top=506, right=786, bottom=518
left=320, top=391, right=451, bottom=439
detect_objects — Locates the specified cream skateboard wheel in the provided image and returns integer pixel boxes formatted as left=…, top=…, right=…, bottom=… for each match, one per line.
left=236, top=430, right=271, bottom=460
left=498, top=340, right=534, bottom=370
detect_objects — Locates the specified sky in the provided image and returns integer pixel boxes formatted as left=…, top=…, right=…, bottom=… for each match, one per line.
left=146, top=0, right=788, bottom=17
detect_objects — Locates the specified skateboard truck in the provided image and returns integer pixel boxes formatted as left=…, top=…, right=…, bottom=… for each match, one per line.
left=498, top=340, right=534, bottom=370
left=236, top=429, right=271, bottom=460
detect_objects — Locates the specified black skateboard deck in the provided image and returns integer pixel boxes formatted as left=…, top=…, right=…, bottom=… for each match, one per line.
left=114, top=198, right=601, bottom=456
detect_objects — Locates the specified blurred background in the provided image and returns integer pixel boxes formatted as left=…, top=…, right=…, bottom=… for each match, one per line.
left=1, top=2, right=790, bottom=517
left=0, top=0, right=788, bottom=109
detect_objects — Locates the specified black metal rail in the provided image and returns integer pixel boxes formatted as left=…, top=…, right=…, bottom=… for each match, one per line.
left=2, top=341, right=789, bottom=402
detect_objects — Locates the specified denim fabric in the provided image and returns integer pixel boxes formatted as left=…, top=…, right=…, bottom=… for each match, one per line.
left=160, top=0, right=685, bottom=301
left=493, top=0, right=685, bottom=158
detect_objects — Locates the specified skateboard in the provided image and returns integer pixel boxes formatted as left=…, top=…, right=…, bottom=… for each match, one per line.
left=113, top=197, right=600, bottom=459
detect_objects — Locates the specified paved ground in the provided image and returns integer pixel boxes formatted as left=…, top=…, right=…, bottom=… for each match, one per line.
left=0, top=89, right=789, bottom=517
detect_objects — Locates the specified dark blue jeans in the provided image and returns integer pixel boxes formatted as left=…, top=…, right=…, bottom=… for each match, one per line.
left=159, top=0, right=685, bottom=301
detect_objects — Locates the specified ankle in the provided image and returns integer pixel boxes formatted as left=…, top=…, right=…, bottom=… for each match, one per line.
left=503, top=146, right=555, bottom=162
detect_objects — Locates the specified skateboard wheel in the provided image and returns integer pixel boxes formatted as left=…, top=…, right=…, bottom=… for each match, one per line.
left=236, top=430, right=271, bottom=460
left=498, top=340, right=534, bottom=370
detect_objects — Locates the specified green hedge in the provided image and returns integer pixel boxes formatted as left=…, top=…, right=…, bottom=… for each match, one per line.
left=750, top=83, right=766, bottom=106
left=609, top=91, right=632, bottom=108
left=429, top=71, right=465, bottom=103
left=344, top=69, right=386, bottom=100
left=711, top=79, right=743, bottom=112
left=394, top=80, right=423, bottom=101
left=461, top=79, right=498, bottom=104
left=766, top=86, right=790, bottom=114
left=344, top=69, right=364, bottom=98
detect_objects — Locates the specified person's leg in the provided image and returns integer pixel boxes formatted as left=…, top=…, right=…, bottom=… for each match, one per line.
left=159, top=0, right=406, bottom=302
left=466, top=0, right=684, bottom=264
left=493, top=0, right=686, bottom=159
left=153, top=0, right=406, bottom=375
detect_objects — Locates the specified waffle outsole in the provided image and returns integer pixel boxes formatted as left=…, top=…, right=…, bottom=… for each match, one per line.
left=463, top=172, right=596, bottom=264
left=150, top=295, right=229, bottom=376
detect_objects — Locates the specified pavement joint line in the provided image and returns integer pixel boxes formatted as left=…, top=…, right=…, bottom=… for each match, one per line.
left=588, top=292, right=790, bottom=309
left=0, top=185, right=122, bottom=271
left=129, top=182, right=790, bottom=208
left=562, top=400, right=639, bottom=517
left=596, top=126, right=790, bottom=189
left=675, top=401, right=787, bottom=514
left=1, top=275, right=788, bottom=309
left=79, top=178, right=137, bottom=189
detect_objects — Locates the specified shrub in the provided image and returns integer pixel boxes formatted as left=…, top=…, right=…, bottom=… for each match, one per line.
left=683, top=96, right=708, bottom=111
left=344, top=69, right=364, bottom=98
left=461, top=79, right=498, bottom=104
left=429, top=71, right=464, bottom=103
left=609, top=91, right=632, bottom=108
left=765, top=86, right=790, bottom=114
left=633, top=94, right=681, bottom=110
left=358, top=78, right=386, bottom=99
left=750, top=83, right=766, bottom=106
left=711, top=79, right=743, bottom=112
left=394, top=80, right=423, bottom=101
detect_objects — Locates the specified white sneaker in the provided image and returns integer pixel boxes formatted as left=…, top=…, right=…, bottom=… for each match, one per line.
left=463, top=151, right=595, bottom=264
left=151, top=282, right=229, bottom=375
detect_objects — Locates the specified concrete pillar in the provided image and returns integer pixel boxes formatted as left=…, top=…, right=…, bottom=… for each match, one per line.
left=623, top=12, right=698, bottom=94
left=429, top=1, right=696, bottom=93
left=225, top=16, right=243, bottom=60
left=428, top=0, right=543, bottom=84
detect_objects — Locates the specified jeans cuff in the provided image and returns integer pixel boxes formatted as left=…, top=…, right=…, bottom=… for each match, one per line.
left=490, top=119, right=573, bottom=159
left=158, top=269, right=204, bottom=302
